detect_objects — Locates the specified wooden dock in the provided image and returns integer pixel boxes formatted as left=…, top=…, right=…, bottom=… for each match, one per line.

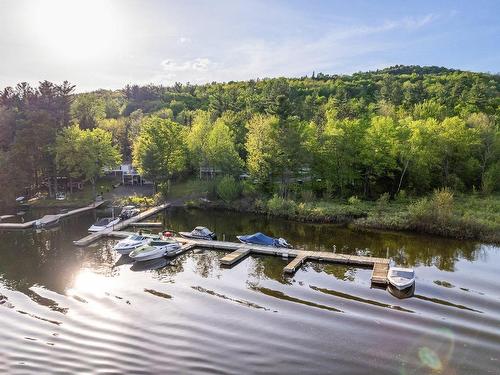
left=220, top=247, right=252, bottom=265
left=174, top=237, right=391, bottom=283
left=74, top=220, right=391, bottom=284
left=73, top=204, right=169, bottom=246
left=129, top=222, right=164, bottom=228
left=0, top=200, right=106, bottom=230
left=370, top=262, right=390, bottom=285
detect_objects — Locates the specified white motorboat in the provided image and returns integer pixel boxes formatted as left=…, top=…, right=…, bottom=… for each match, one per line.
left=113, top=234, right=157, bottom=254
left=34, top=214, right=60, bottom=229
left=179, top=226, right=216, bottom=240
left=129, top=238, right=182, bottom=262
left=88, top=217, right=120, bottom=232
left=387, top=267, right=415, bottom=290
left=119, top=205, right=141, bottom=220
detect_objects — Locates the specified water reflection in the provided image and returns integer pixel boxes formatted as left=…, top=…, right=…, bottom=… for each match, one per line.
left=386, top=284, right=415, bottom=300
left=159, top=207, right=482, bottom=271
left=0, top=208, right=498, bottom=374
left=130, top=258, right=169, bottom=272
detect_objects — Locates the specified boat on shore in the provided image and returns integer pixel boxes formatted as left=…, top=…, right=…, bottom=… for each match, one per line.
left=237, top=232, right=291, bottom=248
left=129, top=238, right=182, bottom=261
left=179, top=226, right=216, bottom=240
left=88, top=217, right=120, bottom=232
left=387, top=267, right=415, bottom=290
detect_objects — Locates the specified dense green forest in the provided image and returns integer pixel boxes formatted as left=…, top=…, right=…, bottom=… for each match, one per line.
left=0, top=65, right=499, bottom=209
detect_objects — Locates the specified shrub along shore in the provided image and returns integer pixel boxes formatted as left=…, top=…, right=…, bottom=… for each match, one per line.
left=182, top=184, right=499, bottom=244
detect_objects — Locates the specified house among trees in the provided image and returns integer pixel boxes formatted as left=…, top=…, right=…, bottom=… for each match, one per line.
left=199, top=166, right=222, bottom=179
left=106, top=163, right=146, bottom=185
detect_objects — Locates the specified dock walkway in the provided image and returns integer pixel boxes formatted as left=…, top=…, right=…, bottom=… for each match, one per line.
left=73, top=203, right=169, bottom=246
left=175, top=238, right=390, bottom=284
left=0, top=200, right=106, bottom=230
left=73, top=217, right=391, bottom=284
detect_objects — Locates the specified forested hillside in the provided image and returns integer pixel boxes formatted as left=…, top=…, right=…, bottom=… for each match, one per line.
left=0, top=65, right=499, bottom=207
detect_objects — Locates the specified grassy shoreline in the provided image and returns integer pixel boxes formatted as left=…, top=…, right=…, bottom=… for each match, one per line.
left=22, top=176, right=499, bottom=244
left=184, top=192, right=500, bottom=244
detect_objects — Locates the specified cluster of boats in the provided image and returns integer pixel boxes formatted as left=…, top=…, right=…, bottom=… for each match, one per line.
left=112, top=226, right=292, bottom=265
left=114, top=232, right=184, bottom=261
left=111, top=223, right=415, bottom=293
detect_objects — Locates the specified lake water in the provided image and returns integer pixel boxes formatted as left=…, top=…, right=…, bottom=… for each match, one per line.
left=0, top=207, right=499, bottom=374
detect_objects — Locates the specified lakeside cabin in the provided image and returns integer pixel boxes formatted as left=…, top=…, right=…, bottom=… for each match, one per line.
left=105, top=163, right=151, bottom=186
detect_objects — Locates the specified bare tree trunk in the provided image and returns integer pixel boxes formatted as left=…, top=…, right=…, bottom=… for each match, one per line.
left=91, top=178, right=96, bottom=200
left=397, top=159, right=410, bottom=194
left=47, top=175, right=52, bottom=198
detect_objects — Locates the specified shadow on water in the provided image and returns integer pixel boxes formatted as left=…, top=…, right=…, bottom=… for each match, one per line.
left=311, top=285, right=414, bottom=312
left=130, top=258, right=169, bottom=272
left=251, top=286, right=344, bottom=313
left=386, top=284, right=415, bottom=300
left=413, top=293, right=483, bottom=313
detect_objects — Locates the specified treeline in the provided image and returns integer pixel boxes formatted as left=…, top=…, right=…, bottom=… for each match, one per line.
left=0, top=81, right=75, bottom=203
left=0, top=82, right=121, bottom=206
left=0, top=66, right=499, bottom=206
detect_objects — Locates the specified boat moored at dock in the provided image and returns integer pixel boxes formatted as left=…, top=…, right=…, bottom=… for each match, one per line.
left=129, top=238, right=182, bottom=261
left=113, top=233, right=157, bottom=254
left=237, top=232, right=291, bottom=248
left=387, top=267, right=415, bottom=290
left=88, top=217, right=120, bottom=232
left=119, top=205, right=141, bottom=220
left=179, top=226, right=216, bottom=240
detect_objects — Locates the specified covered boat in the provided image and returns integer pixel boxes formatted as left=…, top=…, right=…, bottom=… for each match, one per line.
left=113, top=234, right=157, bottom=254
left=387, top=267, right=415, bottom=290
left=236, top=232, right=291, bottom=248
left=179, top=226, right=216, bottom=240
left=129, top=238, right=182, bottom=261
left=88, top=217, right=120, bottom=232
left=119, top=205, right=141, bottom=220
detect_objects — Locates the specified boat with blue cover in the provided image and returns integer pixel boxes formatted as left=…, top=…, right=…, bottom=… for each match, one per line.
left=236, top=232, right=291, bottom=248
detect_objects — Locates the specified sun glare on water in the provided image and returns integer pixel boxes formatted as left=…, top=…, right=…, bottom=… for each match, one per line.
left=67, top=269, right=118, bottom=297
left=30, top=0, right=120, bottom=61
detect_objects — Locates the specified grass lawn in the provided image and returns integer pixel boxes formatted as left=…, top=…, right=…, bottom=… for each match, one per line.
left=31, top=176, right=121, bottom=207
left=167, top=178, right=216, bottom=200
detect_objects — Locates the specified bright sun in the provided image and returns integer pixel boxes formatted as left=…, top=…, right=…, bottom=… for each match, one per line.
left=30, top=0, right=119, bottom=61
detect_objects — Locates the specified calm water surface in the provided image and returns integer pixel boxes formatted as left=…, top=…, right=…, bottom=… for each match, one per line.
left=0, top=207, right=499, bottom=374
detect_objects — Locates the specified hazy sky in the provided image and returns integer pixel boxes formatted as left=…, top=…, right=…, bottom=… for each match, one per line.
left=0, top=0, right=498, bottom=91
